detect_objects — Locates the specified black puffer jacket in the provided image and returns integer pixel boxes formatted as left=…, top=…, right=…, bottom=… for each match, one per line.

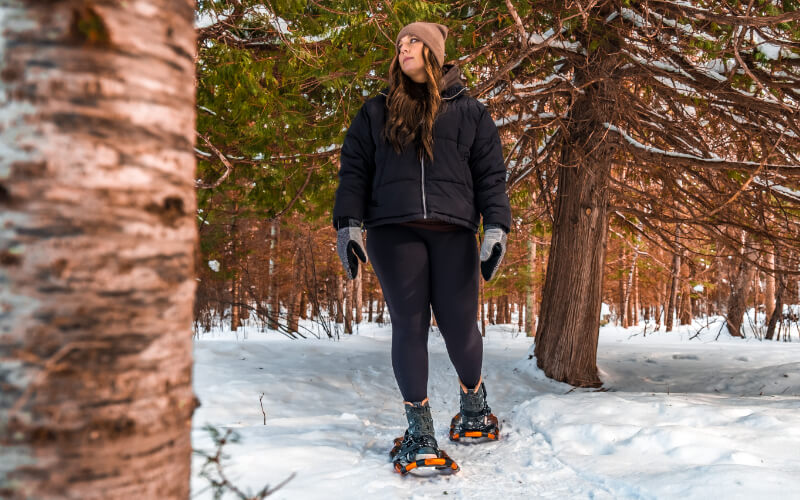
left=332, top=65, right=511, bottom=234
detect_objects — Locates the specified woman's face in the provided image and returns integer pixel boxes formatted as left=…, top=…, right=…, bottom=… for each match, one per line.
left=397, top=35, right=427, bottom=83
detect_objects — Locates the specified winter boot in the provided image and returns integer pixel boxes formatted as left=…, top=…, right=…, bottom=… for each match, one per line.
left=390, top=399, right=459, bottom=475
left=449, top=378, right=500, bottom=442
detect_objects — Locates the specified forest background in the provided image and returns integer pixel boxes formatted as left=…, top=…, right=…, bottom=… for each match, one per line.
left=194, top=0, right=800, bottom=386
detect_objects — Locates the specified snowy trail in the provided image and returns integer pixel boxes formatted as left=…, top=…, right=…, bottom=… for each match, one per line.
left=191, top=322, right=800, bottom=499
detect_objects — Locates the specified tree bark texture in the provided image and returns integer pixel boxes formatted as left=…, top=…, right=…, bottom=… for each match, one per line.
left=727, top=254, right=755, bottom=337
left=765, top=276, right=784, bottom=341
left=0, top=2, right=197, bottom=498
left=534, top=74, right=614, bottom=387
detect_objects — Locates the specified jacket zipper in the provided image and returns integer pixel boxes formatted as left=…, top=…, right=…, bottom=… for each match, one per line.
left=420, top=156, right=427, bottom=218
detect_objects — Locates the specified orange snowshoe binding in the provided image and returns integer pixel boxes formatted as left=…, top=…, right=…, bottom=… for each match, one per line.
left=390, top=400, right=459, bottom=475
left=449, top=379, right=500, bottom=442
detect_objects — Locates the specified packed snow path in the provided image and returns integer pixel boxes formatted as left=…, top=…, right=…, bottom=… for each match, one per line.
left=191, top=322, right=800, bottom=499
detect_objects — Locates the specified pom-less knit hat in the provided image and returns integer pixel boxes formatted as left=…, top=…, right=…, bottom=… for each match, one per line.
left=396, top=22, right=448, bottom=68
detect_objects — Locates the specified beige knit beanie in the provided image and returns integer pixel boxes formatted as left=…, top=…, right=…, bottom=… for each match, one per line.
left=395, top=22, right=448, bottom=68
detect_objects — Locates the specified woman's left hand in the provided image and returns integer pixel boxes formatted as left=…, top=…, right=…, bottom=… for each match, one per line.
left=479, top=225, right=507, bottom=281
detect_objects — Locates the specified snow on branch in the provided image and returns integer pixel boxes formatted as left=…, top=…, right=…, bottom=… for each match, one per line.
left=603, top=123, right=800, bottom=175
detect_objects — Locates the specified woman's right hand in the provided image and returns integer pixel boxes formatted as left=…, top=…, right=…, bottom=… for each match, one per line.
left=336, top=220, right=368, bottom=279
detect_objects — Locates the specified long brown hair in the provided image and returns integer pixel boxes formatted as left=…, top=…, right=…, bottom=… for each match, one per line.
left=382, top=44, right=443, bottom=162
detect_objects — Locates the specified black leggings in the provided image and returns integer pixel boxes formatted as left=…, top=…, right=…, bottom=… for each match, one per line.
left=366, top=223, right=483, bottom=402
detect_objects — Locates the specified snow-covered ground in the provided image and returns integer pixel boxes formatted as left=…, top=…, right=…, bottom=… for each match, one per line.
left=191, top=317, right=800, bottom=499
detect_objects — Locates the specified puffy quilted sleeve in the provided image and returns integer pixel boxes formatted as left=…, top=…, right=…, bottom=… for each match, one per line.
left=332, top=104, right=375, bottom=229
left=469, top=102, right=512, bottom=233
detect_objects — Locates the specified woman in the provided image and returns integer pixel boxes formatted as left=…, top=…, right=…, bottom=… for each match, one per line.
left=332, top=21, right=512, bottom=475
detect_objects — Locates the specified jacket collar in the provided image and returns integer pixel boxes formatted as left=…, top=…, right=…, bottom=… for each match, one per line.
left=379, top=64, right=468, bottom=101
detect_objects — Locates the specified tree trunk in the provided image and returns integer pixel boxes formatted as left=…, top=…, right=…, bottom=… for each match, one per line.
left=231, top=274, right=241, bottom=331
left=657, top=280, right=667, bottom=330
left=335, top=274, right=344, bottom=324
left=727, top=254, right=755, bottom=337
left=618, top=249, right=626, bottom=327
left=367, top=282, right=374, bottom=323
left=766, top=251, right=785, bottom=341
left=633, top=256, right=640, bottom=325
left=0, top=2, right=197, bottom=498
left=267, top=220, right=281, bottom=330
left=525, top=237, right=536, bottom=337
left=344, top=279, right=353, bottom=334
left=354, top=263, right=362, bottom=324
left=497, top=295, right=505, bottom=324
left=679, top=263, right=692, bottom=326
left=534, top=110, right=612, bottom=387
left=376, top=296, right=385, bottom=324
left=479, top=279, right=486, bottom=337
left=299, top=291, right=308, bottom=320
left=287, top=249, right=302, bottom=333
left=666, top=227, right=682, bottom=331
left=624, top=248, right=638, bottom=328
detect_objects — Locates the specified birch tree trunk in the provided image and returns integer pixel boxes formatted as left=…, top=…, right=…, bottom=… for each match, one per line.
left=0, top=2, right=197, bottom=498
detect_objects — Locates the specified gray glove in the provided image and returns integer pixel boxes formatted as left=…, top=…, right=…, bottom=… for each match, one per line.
left=480, top=225, right=507, bottom=281
left=336, top=221, right=367, bottom=280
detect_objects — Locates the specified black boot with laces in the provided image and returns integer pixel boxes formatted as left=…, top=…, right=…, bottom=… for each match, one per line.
left=390, top=399, right=459, bottom=475
left=449, top=378, right=500, bottom=442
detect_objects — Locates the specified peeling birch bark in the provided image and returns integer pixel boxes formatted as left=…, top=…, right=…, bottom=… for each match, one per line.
left=0, top=2, right=197, bottom=498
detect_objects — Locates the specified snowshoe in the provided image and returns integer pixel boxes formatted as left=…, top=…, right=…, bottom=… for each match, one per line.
left=390, top=400, right=459, bottom=475
left=449, top=379, right=500, bottom=442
